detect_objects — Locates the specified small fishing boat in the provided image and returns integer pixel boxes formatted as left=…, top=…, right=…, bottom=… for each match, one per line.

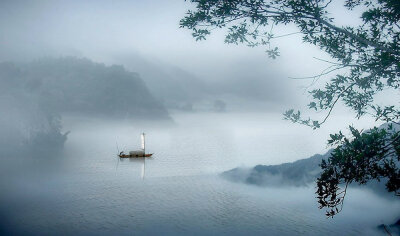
left=118, top=133, right=153, bottom=158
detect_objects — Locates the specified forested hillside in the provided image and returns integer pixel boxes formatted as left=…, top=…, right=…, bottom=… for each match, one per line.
left=0, top=57, right=170, bottom=159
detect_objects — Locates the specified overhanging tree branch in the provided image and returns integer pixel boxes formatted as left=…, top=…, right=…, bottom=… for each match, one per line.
left=315, top=17, right=400, bottom=56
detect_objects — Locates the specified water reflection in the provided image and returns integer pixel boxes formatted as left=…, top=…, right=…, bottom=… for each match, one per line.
left=117, top=157, right=155, bottom=180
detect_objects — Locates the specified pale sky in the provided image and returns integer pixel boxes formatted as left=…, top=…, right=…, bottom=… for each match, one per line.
left=0, top=0, right=328, bottom=75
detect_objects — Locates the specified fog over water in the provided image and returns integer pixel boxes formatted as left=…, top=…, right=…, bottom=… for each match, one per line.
left=0, top=112, right=398, bottom=235
left=0, top=0, right=399, bottom=235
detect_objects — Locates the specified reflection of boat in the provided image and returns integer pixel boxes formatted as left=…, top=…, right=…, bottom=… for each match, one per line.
left=118, top=133, right=153, bottom=158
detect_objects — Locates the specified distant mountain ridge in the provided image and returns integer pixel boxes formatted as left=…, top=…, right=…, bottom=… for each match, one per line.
left=109, top=54, right=210, bottom=110
left=109, top=53, right=292, bottom=112
left=0, top=57, right=170, bottom=119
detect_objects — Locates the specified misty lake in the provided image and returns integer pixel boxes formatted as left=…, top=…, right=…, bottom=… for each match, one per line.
left=1, top=112, right=399, bottom=235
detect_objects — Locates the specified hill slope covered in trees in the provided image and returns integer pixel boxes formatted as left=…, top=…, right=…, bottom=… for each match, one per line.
left=4, top=57, right=170, bottom=118
left=0, top=57, right=169, bottom=160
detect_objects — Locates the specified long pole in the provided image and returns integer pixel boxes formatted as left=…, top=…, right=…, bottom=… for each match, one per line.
left=143, top=132, right=145, bottom=155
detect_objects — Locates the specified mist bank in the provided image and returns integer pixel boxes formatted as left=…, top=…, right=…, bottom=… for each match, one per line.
left=222, top=153, right=328, bottom=187
left=221, top=152, right=327, bottom=187
left=221, top=150, right=397, bottom=199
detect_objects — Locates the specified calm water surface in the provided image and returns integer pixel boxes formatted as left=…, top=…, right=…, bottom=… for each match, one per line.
left=1, top=112, right=398, bottom=235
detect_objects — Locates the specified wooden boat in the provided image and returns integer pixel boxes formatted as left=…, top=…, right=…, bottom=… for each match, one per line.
left=119, top=153, right=153, bottom=158
left=118, top=133, right=153, bottom=158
